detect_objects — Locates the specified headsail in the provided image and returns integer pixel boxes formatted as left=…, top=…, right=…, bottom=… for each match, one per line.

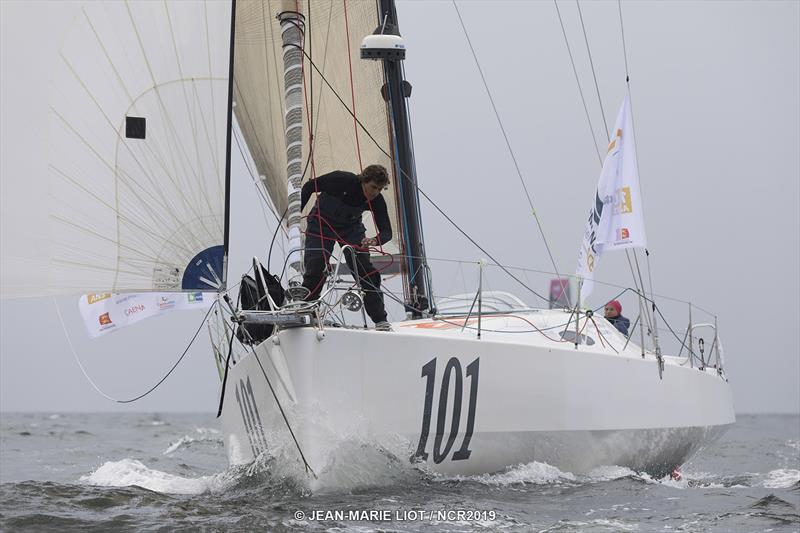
left=47, top=1, right=234, bottom=295
left=232, top=1, right=401, bottom=270
left=576, top=93, right=647, bottom=298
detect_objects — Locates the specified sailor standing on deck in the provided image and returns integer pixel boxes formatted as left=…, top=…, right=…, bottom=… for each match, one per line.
left=300, top=165, right=392, bottom=331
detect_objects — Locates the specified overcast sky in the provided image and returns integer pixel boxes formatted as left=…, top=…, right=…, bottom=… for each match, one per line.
left=1, top=0, right=798, bottom=414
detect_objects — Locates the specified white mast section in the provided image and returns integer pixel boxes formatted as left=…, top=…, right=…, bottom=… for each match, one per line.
left=279, top=2, right=305, bottom=284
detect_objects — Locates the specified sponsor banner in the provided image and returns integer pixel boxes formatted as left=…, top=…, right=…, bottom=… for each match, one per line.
left=576, top=92, right=647, bottom=299
left=79, top=291, right=214, bottom=338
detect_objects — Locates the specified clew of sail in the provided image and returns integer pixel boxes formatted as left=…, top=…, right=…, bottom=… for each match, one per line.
left=576, top=92, right=647, bottom=298
left=47, top=1, right=233, bottom=295
left=232, top=1, right=402, bottom=273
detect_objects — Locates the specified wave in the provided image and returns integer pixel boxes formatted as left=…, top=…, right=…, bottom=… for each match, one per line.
left=439, top=462, right=697, bottom=487
left=763, top=469, right=800, bottom=489
left=584, top=465, right=640, bottom=482
left=443, top=461, right=576, bottom=486
left=309, top=438, right=426, bottom=493
left=79, top=458, right=232, bottom=495
left=163, top=434, right=224, bottom=455
left=193, top=427, right=220, bottom=435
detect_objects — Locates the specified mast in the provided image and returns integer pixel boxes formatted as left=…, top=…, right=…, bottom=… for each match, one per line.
left=222, top=0, right=237, bottom=292
left=369, top=0, right=431, bottom=317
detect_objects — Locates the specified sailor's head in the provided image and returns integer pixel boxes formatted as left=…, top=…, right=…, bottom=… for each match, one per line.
left=359, top=164, right=389, bottom=201
left=604, top=300, right=622, bottom=318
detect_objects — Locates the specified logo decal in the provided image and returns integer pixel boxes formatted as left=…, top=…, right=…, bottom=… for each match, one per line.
left=158, top=296, right=176, bottom=310
left=124, top=304, right=145, bottom=317
left=616, top=186, right=633, bottom=214
left=87, top=293, right=112, bottom=305
left=187, top=292, right=203, bottom=303
left=98, top=312, right=112, bottom=326
left=616, top=227, right=630, bottom=240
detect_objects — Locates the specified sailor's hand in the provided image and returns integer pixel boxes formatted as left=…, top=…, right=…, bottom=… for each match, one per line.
left=361, top=237, right=378, bottom=248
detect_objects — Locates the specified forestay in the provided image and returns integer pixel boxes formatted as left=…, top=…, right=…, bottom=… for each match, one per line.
left=233, top=0, right=401, bottom=266
left=48, top=1, right=233, bottom=295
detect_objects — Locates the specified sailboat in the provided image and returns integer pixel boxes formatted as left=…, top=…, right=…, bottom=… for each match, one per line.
left=39, top=0, right=733, bottom=479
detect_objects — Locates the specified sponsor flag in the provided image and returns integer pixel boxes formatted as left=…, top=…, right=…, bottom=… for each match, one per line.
left=576, top=92, right=647, bottom=299
left=78, top=292, right=214, bottom=338
left=548, top=278, right=571, bottom=309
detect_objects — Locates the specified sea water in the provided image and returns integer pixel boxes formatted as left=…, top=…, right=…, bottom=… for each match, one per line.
left=1, top=413, right=797, bottom=532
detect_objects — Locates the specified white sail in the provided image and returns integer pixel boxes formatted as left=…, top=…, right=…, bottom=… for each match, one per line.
left=46, top=1, right=233, bottom=295
left=233, top=0, right=401, bottom=266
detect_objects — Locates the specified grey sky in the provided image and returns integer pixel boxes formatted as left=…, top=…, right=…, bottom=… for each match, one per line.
left=1, top=0, right=798, bottom=414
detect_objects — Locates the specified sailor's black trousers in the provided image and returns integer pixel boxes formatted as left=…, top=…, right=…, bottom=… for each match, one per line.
left=302, top=220, right=387, bottom=325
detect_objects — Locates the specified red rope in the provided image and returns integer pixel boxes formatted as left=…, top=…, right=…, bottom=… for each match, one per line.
left=342, top=0, right=363, bottom=171
left=302, top=211, right=395, bottom=277
left=296, top=1, right=396, bottom=300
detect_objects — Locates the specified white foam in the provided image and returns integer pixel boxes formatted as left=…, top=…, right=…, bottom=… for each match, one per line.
left=80, top=458, right=230, bottom=495
left=452, top=461, right=576, bottom=485
left=163, top=436, right=194, bottom=455
left=658, top=475, right=688, bottom=490
left=591, top=518, right=638, bottom=531
left=163, top=434, right=223, bottom=455
left=585, top=465, right=638, bottom=481
left=310, top=438, right=421, bottom=492
left=763, top=469, right=800, bottom=489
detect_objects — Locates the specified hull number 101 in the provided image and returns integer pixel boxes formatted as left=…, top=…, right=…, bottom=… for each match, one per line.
left=413, top=357, right=480, bottom=463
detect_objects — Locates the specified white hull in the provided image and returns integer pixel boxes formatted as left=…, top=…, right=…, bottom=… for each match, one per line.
left=219, top=312, right=734, bottom=477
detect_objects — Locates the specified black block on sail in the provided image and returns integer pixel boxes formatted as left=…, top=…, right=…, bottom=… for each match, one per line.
left=125, top=116, right=146, bottom=139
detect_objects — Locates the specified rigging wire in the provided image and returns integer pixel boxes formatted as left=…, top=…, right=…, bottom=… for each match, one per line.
left=617, top=0, right=631, bottom=82
left=452, top=1, right=569, bottom=307
left=554, top=0, right=603, bottom=165
left=342, top=0, right=363, bottom=171
left=573, top=0, right=651, bottom=336
left=295, top=45, right=550, bottom=303
left=576, top=0, right=610, bottom=139
left=233, top=125, right=286, bottom=230
left=617, top=0, right=660, bottom=346
left=219, top=299, right=317, bottom=477
left=401, top=60, right=437, bottom=308
left=56, top=296, right=217, bottom=404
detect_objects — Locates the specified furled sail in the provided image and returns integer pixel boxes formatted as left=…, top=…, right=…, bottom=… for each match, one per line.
left=47, top=1, right=233, bottom=295
left=232, top=0, right=401, bottom=271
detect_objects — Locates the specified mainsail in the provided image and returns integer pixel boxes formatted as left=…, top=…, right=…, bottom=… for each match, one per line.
left=232, top=0, right=401, bottom=271
left=47, top=1, right=233, bottom=295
